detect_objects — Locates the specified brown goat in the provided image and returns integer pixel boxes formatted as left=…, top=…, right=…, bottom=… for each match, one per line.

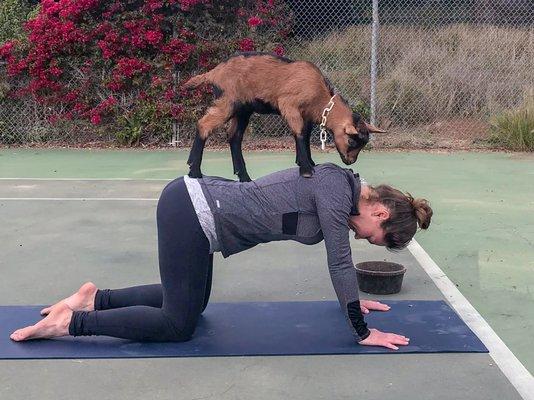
left=183, top=52, right=385, bottom=181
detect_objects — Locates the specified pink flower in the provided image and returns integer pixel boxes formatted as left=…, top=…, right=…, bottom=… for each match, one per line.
left=179, top=28, right=195, bottom=39
left=198, top=53, right=210, bottom=68
left=162, top=39, right=195, bottom=64
left=171, top=104, right=184, bottom=119
left=113, top=57, right=151, bottom=79
left=164, top=88, right=175, bottom=101
left=73, top=103, right=88, bottom=113
left=145, top=0, right=163, bottom=12
left=0, top=41, right=14, bottom=59
left=102, top=96, right=117, bottom=108
left=47, top=114, right=60, bottom=124
left=106, top=81, right=123, bottom=91
left=238, top=37, right=255, bottom=52
left=64, top=90, right=79, bottom=102
left=146, top=30, right=163, bottom=46
left=273, top=44, right=285, bottom=56
left=179, top=0, right=202, bottom=11
left=91, top=114, right=102, bottom=125
left=151, top=76, right=163, bottom=87
left=48, top=66, right=63, bottom=77
left=247, top=16, right=263, bottom=28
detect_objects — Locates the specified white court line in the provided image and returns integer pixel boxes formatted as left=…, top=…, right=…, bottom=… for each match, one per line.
left=0, top=198, right=158, bottom=201
left=2, top=185, right=532, bottom=396
left=408, top=240, right=534, bottom=400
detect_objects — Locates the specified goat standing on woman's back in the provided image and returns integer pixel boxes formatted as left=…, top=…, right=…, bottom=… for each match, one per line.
left=183, top=52, right=385, bottom=181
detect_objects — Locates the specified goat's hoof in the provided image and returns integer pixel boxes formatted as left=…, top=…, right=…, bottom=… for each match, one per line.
left=299, top=166, right=314, bottom=178
left=188, top=170, right=203, bottom=179
left=239, top=175, right=252, bottom=182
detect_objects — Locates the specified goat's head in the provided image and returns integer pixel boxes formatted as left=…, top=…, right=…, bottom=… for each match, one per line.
left=333, top=113, right=386, bottom=165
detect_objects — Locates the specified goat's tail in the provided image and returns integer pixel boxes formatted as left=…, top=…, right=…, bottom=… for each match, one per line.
left=182, top=72, right=212, bottom=90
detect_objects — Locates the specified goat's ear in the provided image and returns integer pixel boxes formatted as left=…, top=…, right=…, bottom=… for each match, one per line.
left=365, top=122, right=387, bottom=133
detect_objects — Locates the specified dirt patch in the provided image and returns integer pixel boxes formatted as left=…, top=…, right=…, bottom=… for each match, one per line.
left=371, top=118, right=493, bottom=150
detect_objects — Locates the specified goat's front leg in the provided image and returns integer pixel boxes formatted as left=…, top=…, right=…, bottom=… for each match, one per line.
left=283, top=108, right=314, bottom=177
left=294, top=123, right=314, bottom=166
left=294, top=135, right=314, bottom=177
left=303, top=122, right=315, bottom=166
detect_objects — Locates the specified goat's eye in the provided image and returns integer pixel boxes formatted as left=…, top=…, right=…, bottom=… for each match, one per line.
left=348, top=137, right=359, bottom=147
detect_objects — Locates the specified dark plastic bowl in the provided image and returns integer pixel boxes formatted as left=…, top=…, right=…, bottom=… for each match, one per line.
left=355, top=261, right=407, bottom=295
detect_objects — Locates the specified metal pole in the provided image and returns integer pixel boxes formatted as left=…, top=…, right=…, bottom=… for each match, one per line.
left=170, top=20, right=179, bottom=147
left=370, top=0, right=379, bottom=125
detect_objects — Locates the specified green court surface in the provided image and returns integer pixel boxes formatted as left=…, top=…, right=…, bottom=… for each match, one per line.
left=0, top=147, right=533, bottom=376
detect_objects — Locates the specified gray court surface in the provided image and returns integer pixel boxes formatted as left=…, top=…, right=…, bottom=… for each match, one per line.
left=0, top=180, right=523, bottom=400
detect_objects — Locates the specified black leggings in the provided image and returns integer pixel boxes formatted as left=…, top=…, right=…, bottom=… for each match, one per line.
left=68, top=177, right=213, bottom=342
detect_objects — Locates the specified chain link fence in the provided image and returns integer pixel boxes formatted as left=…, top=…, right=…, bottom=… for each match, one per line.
left=1, top=0, right=533, bottom=149
left=0, top=67, right=112, bottom=145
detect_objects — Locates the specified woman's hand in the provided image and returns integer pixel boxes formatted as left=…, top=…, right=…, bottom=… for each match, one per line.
left=359, top=328, right=410, bottom=350
left=360, top=300, right=390, bottom=314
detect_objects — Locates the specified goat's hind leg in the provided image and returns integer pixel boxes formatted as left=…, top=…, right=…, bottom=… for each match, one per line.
left=187, top=99, right=232, bottom=179
left=187, top=134, right=206, bottom=178
left=228, top=110, right=252, bottom=182
left=281, top=106, right=315, bottom=177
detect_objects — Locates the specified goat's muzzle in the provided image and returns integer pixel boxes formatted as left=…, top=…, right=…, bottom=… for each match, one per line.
left=339, top=133, right=368, bottom=164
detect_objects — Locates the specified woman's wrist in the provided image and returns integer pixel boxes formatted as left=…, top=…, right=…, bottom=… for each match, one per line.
left=357, top=328, right=371, bottom=342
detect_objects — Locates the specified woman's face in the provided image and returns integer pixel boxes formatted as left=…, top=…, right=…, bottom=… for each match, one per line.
left=348, top=202, right=389, bottom=246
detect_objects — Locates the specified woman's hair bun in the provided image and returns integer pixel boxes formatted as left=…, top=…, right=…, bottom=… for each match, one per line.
left=410, top=196, right=433, bottom=230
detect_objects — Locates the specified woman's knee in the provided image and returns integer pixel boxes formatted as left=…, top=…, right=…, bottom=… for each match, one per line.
left=161, top=310, right=198, bottom=342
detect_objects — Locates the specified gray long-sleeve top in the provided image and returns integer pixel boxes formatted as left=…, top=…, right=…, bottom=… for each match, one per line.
left=197, top=163, right=370, bottom=341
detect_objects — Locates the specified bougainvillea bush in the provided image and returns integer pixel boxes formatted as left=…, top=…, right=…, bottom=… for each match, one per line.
left=0, top=0, right=292, bottom=144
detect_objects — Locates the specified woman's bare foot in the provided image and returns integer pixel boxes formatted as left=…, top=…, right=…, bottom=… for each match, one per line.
left=40, top=282, right=98, bottom=316
left=10, top=302, right=73, bottom=341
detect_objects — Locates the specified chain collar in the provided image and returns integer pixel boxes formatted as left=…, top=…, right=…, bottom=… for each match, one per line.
left=319, top=94, right=336, bottom=150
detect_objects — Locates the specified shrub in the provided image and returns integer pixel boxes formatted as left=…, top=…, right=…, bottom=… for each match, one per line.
left=490, top=99, right=534, bottom=151
left=0, top=0, right=293, bottom=144
left=0, top=0, right=37, bottom=44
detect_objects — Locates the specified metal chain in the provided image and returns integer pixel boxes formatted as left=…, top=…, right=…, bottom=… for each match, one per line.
left=319, top=94, right=336, bottom=150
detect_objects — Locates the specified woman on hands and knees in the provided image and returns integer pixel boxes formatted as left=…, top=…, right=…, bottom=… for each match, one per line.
left=11, top=163, right=432, bottom=351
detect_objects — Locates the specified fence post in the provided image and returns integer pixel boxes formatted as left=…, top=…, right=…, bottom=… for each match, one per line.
left=170, top=70, right=180, bottom=147
left=370, top=0, right=379, bottom=126
left=169, top=19, right=179, bottom=147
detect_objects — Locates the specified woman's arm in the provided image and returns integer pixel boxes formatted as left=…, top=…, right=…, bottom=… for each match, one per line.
left=315, top=171, right=370, bottom=342
left=315, top=170, right=410, bottom=350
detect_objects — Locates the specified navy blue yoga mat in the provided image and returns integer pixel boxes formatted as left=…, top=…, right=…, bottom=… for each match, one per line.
left=0, top=300, right=487, bottom=359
